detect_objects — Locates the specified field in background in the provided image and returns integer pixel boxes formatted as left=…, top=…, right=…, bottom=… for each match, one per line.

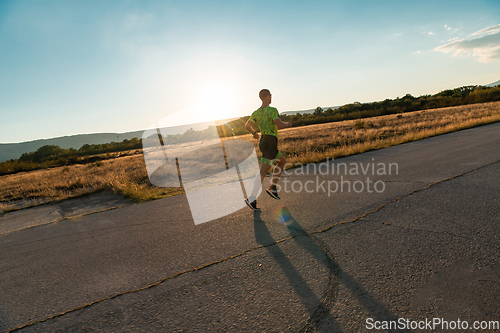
left=274, top=101, right=500, bottom=166
left=1, top=101, right=499, bottom=212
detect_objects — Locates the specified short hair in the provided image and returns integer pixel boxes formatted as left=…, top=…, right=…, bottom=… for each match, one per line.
left=259, top=89, right=271, bottom=100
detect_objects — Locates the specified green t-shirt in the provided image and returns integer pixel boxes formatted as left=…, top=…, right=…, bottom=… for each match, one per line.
left=249, top=106, right=279, bottom=137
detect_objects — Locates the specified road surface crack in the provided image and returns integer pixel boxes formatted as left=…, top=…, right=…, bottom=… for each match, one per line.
left=380, top=222, right=475, bottom=242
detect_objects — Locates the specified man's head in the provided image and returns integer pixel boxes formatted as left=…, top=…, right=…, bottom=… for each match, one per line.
left=259, top=89, right=271, bottom=103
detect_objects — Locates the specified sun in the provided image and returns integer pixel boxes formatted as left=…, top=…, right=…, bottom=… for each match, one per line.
left=194, top=82, right=239, bottom=123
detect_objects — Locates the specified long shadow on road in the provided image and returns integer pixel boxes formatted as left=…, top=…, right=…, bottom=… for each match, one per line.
left=254, top=208, right=411, bottom=332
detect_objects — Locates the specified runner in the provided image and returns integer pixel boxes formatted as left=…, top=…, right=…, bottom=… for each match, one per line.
left=244, top=89, right=292, bottom=211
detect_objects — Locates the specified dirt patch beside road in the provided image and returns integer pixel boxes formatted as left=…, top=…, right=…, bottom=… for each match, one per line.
left=0, top=190, right=132, bottom=235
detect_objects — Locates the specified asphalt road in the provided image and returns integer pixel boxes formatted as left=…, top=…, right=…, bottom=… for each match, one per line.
left=1, top=122, right=499, bottom=332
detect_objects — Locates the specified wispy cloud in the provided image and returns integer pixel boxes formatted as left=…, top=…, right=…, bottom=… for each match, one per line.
left=435, top=24, right=500, bottom=62
left=471, top=24, right=500, bottom=36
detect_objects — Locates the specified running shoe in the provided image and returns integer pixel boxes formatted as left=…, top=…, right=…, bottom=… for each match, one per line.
left=244, top=198, right=259, bottom=211
left=266, top=185, right=281, bottom=200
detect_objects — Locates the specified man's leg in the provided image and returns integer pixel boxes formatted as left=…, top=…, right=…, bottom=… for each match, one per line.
left=246, top=135, right=278, bottom=207
left=260, top=162, right=273, bottom=183
left=265, top=154, right=285, bottom=200
left=248, top=162, right=273, bottom=202
left=271, top=155, right=286, bottom=186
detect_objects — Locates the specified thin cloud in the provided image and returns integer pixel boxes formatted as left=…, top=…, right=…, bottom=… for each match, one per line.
left=471, top=24, right=500, bottom=36
left=435, top=24, right=500, bottom=62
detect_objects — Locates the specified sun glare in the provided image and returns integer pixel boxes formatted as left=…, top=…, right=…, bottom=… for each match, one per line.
left=195, top=83, right=240, bottom=123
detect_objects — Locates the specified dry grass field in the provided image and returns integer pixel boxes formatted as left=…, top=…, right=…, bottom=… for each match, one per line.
left=273, top=101, right=500, bottom=166
left=1, top=101, right=499, bottom=212
left=0, top=155, right=183, bottom=211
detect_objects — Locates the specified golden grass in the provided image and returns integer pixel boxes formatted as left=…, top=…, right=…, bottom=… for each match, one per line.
left=242, top=101, right=500, bottom=166
left=0, top=155, right=182, bottom=211
left=1, top=101, right=499, bottom=211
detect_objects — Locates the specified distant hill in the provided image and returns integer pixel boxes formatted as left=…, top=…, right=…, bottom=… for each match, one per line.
left=486, top=79, right=500, bottom=87
left=0, top=132, right=141, bottom=162
left=281, top=106, right=339, bottom=116
left=0, top=121, right=214, bottom=162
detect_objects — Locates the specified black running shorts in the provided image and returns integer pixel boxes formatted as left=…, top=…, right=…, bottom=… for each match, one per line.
left=259, top=135, right=282, bottom=165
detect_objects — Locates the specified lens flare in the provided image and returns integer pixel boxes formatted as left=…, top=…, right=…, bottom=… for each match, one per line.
left=274, top=206, right=292, bottom=225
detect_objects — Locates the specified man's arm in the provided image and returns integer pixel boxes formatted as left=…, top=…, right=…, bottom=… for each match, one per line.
left=274, top=118, right=292, bottom=129
left=245, top=119, right=259, bottom=140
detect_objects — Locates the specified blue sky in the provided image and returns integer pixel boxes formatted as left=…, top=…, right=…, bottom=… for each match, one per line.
left=1, top=0, right=499, bottom=143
